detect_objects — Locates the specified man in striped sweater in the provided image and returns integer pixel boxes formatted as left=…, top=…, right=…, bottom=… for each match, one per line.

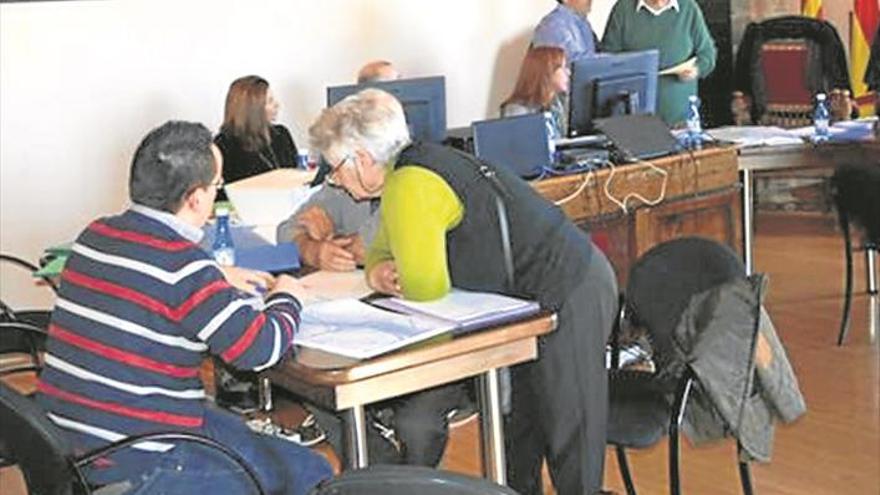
left=36, top=121, right=332, bottom=494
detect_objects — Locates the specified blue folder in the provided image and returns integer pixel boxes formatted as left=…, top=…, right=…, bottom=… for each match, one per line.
left=202, top=225, right=300, bottom=274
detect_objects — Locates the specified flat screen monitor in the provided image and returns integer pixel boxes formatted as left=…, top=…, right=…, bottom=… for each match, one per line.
left=568, top=50, right=660, bottom=136
left=326, top=76, right=446, bottom=143
left=472, top=113, right=551, bottom=179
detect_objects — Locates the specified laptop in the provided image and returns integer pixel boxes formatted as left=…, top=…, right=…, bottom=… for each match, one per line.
left=593, top=114, right=679, bottom=161
left=472, top=113, right=552, bottom=178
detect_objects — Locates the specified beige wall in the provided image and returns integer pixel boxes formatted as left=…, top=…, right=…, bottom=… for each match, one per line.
left=0, top=0, right=621, bottom=307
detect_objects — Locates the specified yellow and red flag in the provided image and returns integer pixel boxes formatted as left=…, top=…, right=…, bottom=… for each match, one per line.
left=802, top=0, right=823, bottom=18
left=851, top=0, right=879, bottom=116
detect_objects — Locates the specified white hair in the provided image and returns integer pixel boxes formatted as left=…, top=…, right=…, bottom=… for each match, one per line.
left=309, top=88, right=411, bottom=165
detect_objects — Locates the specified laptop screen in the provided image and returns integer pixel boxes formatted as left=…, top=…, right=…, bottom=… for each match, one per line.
left=472, top=113, right=551, bottom=179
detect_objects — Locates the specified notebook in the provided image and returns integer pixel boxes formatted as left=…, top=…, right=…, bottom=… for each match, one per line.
left=593, top=114, right=679, bottom=161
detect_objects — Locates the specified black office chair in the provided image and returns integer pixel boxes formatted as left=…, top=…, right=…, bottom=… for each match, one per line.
left=0, top=320, right=47, bottom=379
left=0, top=254, right=57, bottom=382
left=607, top=237, right=754, bottom=495
left=309, top=465, right=520, bottom=495
left=0, top=381, right=267, bottom=495
left=830, top=163, right=880, bottom=345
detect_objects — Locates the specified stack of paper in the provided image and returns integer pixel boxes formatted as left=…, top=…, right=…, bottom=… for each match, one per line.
left=296, top=299, right=456, bottom=359
left=225, top=169, right=318, bottom=227
left=371, top=289, right=540, bottom=334
left=706, top=126, right=805, bottom=147
left=297, top=270, right=372, bottom=305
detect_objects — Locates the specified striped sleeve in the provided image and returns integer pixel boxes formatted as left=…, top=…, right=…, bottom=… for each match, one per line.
left=179, top=266, right=301, bottom=371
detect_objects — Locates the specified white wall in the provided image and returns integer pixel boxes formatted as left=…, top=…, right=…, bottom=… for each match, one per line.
left=0, top=0, right=615, bottom=307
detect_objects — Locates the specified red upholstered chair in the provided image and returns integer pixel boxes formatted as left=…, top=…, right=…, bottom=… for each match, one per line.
left=732, top=16, right=854, bottom=127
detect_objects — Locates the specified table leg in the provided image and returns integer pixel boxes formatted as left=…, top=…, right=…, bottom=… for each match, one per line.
left=258, top=377, right=273, bottom=412
left=343, top=405, right=368, bottom=469
left=741, top=168, right=754, bottom=275
left=478, top=368, right=507, bottom=485
left=867, top=247, right=878, bottom=343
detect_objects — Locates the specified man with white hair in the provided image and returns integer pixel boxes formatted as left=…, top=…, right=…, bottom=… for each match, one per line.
left=309, top=88, right=618, bottom=495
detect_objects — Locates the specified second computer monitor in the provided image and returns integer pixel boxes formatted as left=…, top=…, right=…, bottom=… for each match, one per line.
left=472, top=113, right=551, bottom=179
left=326, top=76, right=446, bottom=143
left=568, top=50, right=660, bottom=136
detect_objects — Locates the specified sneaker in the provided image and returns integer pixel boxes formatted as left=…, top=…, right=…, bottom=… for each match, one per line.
left=446, top=404, right=479, bottom=428
left=294, top=414, right=328, bottom=447
left=246, top=415, right=327, bottom=447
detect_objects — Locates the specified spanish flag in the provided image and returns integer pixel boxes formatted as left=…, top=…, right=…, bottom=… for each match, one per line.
left=802, top=0, right=823, bottom=18
left=851, top=0, right=879, bottom=116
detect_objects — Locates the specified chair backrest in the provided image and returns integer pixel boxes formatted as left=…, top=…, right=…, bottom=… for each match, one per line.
left=626, top=237, right=746, bottom=372
left=734, top=15, right=852, bottom=125
left=0, top=381, right=83, bottom=495
left=759, top=40, right=813, bottom=127
left=310, top=465, right=520, bottom=495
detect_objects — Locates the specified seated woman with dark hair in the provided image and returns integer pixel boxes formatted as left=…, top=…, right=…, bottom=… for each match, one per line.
left=501, top=46, right=570, bottom=139
left=215, top=75, right=298, bottom=185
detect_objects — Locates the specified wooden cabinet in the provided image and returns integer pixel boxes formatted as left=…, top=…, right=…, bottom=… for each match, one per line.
left=533, top=147, right=742, bottom=285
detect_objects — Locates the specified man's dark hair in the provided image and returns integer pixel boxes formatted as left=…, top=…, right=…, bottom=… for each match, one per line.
left=129, top=121, right=215, bottom=213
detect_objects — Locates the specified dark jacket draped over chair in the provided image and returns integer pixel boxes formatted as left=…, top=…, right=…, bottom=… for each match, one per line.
left=663, top=275, right=806, bottom=462
left=734, top=15, right=852, bottom=123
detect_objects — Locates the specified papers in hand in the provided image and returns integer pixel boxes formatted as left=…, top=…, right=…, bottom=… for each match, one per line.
left=295, top=289, right=540, bottom=360
left=658, top=57, right=696, bottom=76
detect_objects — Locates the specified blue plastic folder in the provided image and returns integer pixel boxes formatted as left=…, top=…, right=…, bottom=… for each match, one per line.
left=201, top=225, right=300, bottom=274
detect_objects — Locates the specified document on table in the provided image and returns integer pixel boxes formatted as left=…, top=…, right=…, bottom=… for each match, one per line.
left=296, top=299, right=455, bottom=359
left=371, top=288, right=541, bottom=334
left=295, top=288, right=541, bottom=359
left=297, top=270, right=371, bottom=304
left=706, top=126, right=805, bottom=147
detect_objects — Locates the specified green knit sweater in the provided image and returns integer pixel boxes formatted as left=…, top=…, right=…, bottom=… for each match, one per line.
left=602, top=0, right=716, bottom=125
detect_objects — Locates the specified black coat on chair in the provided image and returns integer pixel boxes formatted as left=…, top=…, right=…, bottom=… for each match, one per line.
left=830, top=162, right=880, bottom=344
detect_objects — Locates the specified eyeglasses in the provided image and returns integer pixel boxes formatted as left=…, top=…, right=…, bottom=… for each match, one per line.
left=325, top=155, right=351, bottom=186
left=209, top=178, right=224, bottom=191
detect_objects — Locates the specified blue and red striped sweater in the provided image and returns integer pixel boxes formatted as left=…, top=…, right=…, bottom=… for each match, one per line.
left=37, top=209, right=300, bottom=452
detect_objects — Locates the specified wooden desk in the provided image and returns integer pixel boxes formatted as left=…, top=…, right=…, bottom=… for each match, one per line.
left=266, top=313, right=557, bottom=484
left=533, top=147, right=742, bottom=285
left=738, top=140, right=879, bottom=273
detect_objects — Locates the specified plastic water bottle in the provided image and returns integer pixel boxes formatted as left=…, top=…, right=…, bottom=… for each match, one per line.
left=813, top=93, right=830, bottom=143
left=685, top=95, right=703, bottom=149
left=544, top=111, right=557, bottom=166
left=212, top=206, right=235, bottom=266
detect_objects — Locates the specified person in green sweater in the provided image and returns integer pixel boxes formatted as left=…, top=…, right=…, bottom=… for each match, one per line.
left=309, top=88, right=618, bottom=494
left=602, top=0, right=717, bottom=126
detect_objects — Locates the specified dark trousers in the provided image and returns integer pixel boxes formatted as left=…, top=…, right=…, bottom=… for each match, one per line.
left=312, top=382, right=467, bottom=467
left=505, top=249, right=618, bottom=495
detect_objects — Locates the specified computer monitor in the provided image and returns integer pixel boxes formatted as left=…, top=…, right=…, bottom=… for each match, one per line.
left=471, top=113, right=551, bottom=179
left=568, top=50, right=660, bottom=137
left=326, top=76, right=446, bottom=143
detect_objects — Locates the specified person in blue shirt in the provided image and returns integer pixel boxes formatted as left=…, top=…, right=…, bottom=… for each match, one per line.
left=532, top=0, right=597, bottom=63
